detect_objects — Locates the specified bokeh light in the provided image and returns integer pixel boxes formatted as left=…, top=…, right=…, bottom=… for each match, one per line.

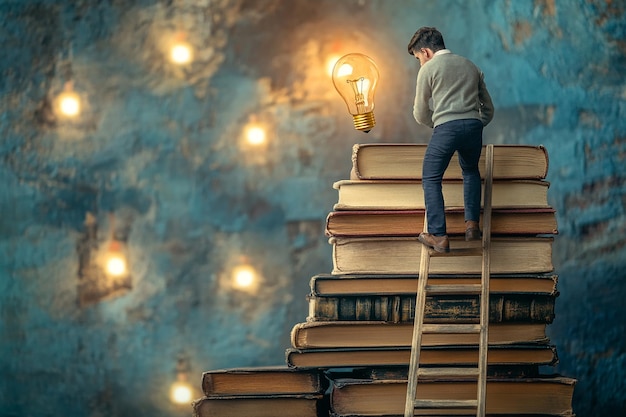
left=170, top=41, right=193, bottom=64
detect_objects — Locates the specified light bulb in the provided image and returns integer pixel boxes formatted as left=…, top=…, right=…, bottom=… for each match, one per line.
left=331, top=53, right=379, bottom=133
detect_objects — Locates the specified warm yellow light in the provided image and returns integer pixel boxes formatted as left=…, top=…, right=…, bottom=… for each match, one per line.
left=103, top=240, right=128, bottom=277
left=170, top=42, right=193, bottom=64
left=336, top=63, right=353, bottom=77
left=326, top=54, right=342, bottom=77
left=233, top=265, right=256, bottom=289
left=105, top=252, right=127, bottom=277
left=245, top=125, right=266, bottom=146
left=170, top=381, right=193, bottom=404
left=56, top=90, right=81, bottom=117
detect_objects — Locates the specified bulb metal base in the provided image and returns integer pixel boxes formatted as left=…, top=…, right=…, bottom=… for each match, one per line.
left=353, top=112, right=375, bottom=133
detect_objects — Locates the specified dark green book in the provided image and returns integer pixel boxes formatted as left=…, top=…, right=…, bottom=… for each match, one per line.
left=307, top=292, right=556, bottom=323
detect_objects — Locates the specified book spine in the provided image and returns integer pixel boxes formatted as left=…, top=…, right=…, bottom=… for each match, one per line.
left=307, top=294, right=555, bottom=323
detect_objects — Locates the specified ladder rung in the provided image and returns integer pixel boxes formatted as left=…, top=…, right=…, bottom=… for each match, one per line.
left=425, top=283, right=482, bottom=294
left=413, top=399, right=478, bottom=409
left=418, top=367, right=479, bottom=377
left=429, top=247, right=483, bottom=257
left=422, top=323, right=481, bottom=333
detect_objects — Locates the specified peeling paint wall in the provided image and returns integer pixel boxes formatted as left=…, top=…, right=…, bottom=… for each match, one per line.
left=0, top=0, right=624, bottom=416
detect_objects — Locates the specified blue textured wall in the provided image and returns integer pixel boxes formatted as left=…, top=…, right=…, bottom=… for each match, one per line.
left=0, top=0, right=624, bottom=416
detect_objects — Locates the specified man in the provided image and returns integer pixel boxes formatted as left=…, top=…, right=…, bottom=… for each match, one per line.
left=408, top=26, right=494, bottom=253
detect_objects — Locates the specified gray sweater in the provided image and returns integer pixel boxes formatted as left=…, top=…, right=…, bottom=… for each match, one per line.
left=413, top=50, right=494, bottom=128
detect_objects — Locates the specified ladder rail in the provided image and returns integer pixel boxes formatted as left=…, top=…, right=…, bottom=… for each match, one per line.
left=404, top=144, right=494, bottom=417
left=403, top=228, right=431, bottom=417
left=476, top=144, right=494, bottom=417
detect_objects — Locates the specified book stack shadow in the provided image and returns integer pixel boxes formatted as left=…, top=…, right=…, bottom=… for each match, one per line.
left=193, top=144, right=577, bottom=417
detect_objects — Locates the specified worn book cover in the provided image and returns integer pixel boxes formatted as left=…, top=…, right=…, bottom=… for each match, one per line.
left=290, top=321, right=549, bottom=349
left=329, top=375, right=575, bottom=416
left=307, top=292, right=556, bottom=323
left=333, top=179, right=551, bottom=210
left=201, top=365, right=327, bottom=396
left=330, top=236, right=554, bottom=275
left=192, top=393, right=325, bottom=417
left=285, top=344, right=558, bottom=370
left=325, top=207, right=558, bottom=237
left=351, top=143, right=549, bottom=180
left=309, top=273, right=560, bottom=296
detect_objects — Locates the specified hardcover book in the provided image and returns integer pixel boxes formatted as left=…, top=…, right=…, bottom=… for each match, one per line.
left=333, top=179, right=551, bottom=210
left=192, top=394, right=324, bottom=417
left=290, top=321, right=549, bottom=349
left=350, top=143, right=549, bottom=180
left=285, top=344, right=558, bottom=370
left=329, top=376, right=575, bottom=416
left=309, top=273, right=560, bottom=296
left=330, top=236, right=554, bottom=275
left=307, top=292, right=556, bottom=323
left=201, top=366, right=326, bottom=397
left=325, top=207, right=558, bottom=237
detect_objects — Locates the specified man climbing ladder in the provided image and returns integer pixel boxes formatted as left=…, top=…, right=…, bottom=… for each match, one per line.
left=404, top=144, right=494, bottom=417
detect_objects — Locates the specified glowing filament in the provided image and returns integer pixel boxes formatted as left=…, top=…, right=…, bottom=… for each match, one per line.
left=347, top=77, right=371, bottom=112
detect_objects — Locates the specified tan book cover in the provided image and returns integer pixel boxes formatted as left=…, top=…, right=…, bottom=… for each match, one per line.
left=285, top=344, right=558, bottom=369
left=330, top=236, right=554, bottom=275
left=329, top=376, right=575, bottom=416
left=290, top=321, right=548, bottom=349
left=333, top=179, right=551, bottom=210
left=351, top=143, right=549, bottom=180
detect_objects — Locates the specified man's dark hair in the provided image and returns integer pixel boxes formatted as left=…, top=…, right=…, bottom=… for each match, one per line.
left=407, top=27, right=446, bottom=55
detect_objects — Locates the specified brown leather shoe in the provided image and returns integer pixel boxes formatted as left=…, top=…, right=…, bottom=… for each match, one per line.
left=465, top=220, right=481, bottom=241
left=418, top=233, right=450, bottom=253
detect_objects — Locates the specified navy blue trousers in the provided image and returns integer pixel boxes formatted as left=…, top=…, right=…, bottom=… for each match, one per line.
left=422, top=119, right=483, bottom=236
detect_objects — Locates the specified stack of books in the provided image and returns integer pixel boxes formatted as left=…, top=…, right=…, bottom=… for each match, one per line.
left=288, top=143, right=576, bottom=416
left=192, top=366, right=328, bottom=417
left=193, top=143, right=577, bottom=417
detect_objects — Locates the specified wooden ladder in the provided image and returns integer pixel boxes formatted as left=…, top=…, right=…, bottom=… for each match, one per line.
left=404, top=144, right=495, bottom=417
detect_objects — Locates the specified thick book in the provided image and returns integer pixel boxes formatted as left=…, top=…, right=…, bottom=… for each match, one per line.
left=285, top=344, right=559, bottom=369
left=329, top=376, right=575, bottom=416
left=325, top=207, right=558, bottom=237
left=307, top=292, right=556, bottom=323
left=192, top=394, right=324, bottom=417
left=310, top=273, right=559, bottom=296
left=351, top=143, right=549, bottom=180
left=290, top=321, right=549, bottom=349
left=201, top=366, right=326, bottom=396
left=333, top=179, right=551, bottom=210
left=330, top=236, right=554, bottom=275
